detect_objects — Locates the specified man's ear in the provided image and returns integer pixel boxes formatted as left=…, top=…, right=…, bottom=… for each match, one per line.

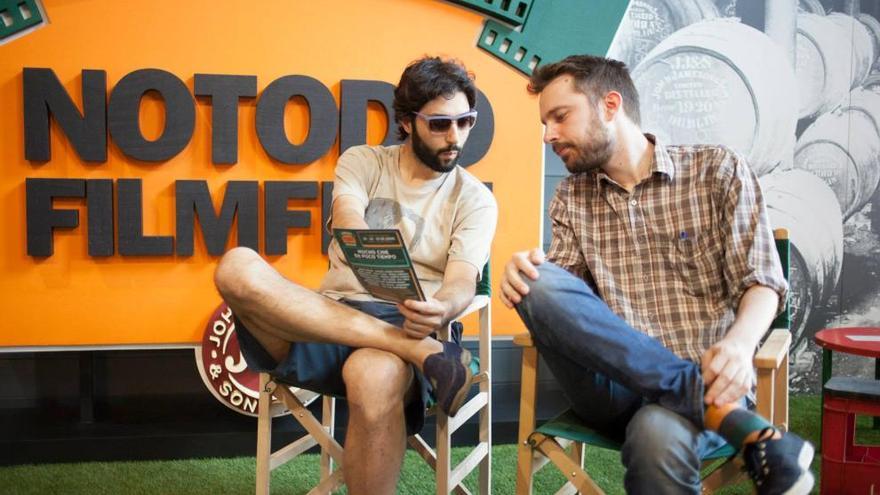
left=402, top=115, right=414, bottom=136
left=603, top=91, right=623, bottom=121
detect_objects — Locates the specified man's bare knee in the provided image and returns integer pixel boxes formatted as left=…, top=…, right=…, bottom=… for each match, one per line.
left=343, top=349, right=412, bottom=418
left=214, top=247, right=266, bottom=304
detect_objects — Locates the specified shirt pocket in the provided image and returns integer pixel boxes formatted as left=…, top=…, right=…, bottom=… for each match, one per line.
left=666, top=232, right=723, bottom=298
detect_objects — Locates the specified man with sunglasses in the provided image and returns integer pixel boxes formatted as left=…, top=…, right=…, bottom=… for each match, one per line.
left=500, top=55, right=814, bottom=494
left=214, top=56, right=496, bottom=495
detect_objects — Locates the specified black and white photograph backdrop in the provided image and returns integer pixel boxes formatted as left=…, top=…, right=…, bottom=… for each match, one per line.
left=542, top=0, right=880, bottom=392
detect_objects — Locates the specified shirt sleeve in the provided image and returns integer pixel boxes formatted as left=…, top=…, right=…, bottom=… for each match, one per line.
left=332, top=146, right=379, bottom=209
left=447, top=186, right=498, bottom=278
left=546, top=180, right=590, bottom=281
left=717, top=148, right=789, bottom=314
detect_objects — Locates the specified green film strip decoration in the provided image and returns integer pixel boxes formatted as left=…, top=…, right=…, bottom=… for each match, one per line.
left=474, top=0, right=631, bottom=75
left=448, top=0, right=533, bottom=26
left=0, top=0, right=43, bottom=40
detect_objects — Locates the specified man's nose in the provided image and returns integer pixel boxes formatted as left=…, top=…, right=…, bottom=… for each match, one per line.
left=446, top=123, right=463, bottom=144
left=543, top=124, right=557, bottom=144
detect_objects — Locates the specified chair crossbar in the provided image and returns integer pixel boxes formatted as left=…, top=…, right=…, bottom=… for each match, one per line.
left=472, top=371, right=491, bottom=383
left=407, top=435, right=471, bottom=495
left=449, top=392, right=488, bottom=433
left=270, top=434, right=319, bottom=470
left=531, top=433, right=603, bottom=495
left=700, top=457, right=745, bottom=492
left=308, top=468, right=345, bottom=495
left=528, top=437, right=578, bottom=476
left=450, top=441, right=490, bottom=488
left=273, top=383, right=345, bottom=464
left=552, top=484, right=580, bottom=495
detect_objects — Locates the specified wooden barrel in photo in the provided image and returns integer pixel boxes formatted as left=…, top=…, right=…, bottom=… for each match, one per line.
left=713, top=0, right=736, bottom=18
left=798, top=0, right=825, bottom=15
left=865, top=71, right=880, bottom=92
left=606, top=0, right=718, bottom=69
left=794, top=87, right=880, bottom=219
left=858, top=13, right=880, bottom=72
left=760, top=169, right=844, bottom=347
left=796, top=13, right=854, bottom=119
left=633, top=18, right=797, bottom=176
left=827, top=13, right=874, bottom=89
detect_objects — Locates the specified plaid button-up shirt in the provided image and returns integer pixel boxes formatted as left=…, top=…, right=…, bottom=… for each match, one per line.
left=547, top=135, right=788, bottom=363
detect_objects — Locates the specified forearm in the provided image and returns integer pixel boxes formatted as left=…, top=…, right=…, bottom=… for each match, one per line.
left=722, top=284, right=780, bottom=351
left=432, top=278, right=478, bottom=325
left=332, top=205, right=369, bottom=229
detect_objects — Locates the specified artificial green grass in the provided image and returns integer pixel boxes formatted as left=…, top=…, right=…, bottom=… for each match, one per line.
left=0, top=395, right=843, bottom=494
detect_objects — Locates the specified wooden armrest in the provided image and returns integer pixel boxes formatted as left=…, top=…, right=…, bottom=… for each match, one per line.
left=754, top=329, right=791, bottom=369
left=513, top=332, right=534, bottom=347
left=450, top=295, right=490, bottom=321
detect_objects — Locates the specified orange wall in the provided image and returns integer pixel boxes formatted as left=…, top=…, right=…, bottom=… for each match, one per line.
left=0, top=0, right=543, bottom=346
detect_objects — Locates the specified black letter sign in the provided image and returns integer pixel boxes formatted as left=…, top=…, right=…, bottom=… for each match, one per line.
left=175, top=180, right=259, bottom=256
left=339, top=79, right=400, bottom=154
left=194, top=74, right=258, bottom=164
left=117, top=179, right=173, bottom=255
left=264, top=181, right=317, bottom=254
left=109, top=69, right=195, bottom=162
left=256, top=75, right=338, bottom=164
left=23, top=68, right=107, bottom=162
left=26, top=178, right=86, bottom=257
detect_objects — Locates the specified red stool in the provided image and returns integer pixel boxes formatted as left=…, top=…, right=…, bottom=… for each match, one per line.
left=822, top=376, right=880, bottom=494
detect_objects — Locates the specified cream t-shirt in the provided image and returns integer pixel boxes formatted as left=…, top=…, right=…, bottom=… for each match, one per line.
left=319, top=145, right=497, bottom=302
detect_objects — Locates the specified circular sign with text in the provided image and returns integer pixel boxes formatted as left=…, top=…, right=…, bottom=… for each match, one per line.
left=195, top=302, right=296, bottom=417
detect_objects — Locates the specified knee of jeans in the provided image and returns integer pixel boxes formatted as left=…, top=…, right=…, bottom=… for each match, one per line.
left=519, top=263, right=566, bottom=309
left=621, top=405, right=701, bottom=475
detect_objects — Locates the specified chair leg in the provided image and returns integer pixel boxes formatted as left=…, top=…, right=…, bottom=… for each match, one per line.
left=775, top=352, right=789, bottom=431
left=320, top=396, right=336, bottom=482
left=256, top=373, right=272, bottom=495
left=437, top=412, right=452, bottom=494
left=478, top=304, right=492, bottom=495
left=516, top=345, right=539, bottom=495
left=413, top=300, right=490, bottom=495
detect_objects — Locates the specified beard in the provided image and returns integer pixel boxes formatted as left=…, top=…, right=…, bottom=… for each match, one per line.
left=411, top=127, right=462, bottom=173
left=554, top=119, right=615, bottom=174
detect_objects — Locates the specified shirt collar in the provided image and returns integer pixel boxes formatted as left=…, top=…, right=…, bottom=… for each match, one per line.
left=593, top=133, right=675, bottom=193
left=649, top=133, right=675, bottom=181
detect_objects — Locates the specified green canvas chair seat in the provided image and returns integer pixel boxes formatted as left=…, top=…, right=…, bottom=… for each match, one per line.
left=534, top=409, right=739, bottom=461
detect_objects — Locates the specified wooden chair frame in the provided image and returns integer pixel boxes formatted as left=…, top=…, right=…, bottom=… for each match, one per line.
left=255, top=295, right=492, bottom=495
left=514, top=229, right=792, bottom=495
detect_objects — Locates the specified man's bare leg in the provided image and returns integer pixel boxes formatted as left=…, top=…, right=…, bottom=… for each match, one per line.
left=214, top=247, right=442, bottom=367
left=341, top=348, right=413, bottom=495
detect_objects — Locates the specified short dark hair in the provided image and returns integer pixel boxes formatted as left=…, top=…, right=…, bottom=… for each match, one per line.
left=528, top=55, right=640, bottom=125
left=393, top=56, right=477, bottom=141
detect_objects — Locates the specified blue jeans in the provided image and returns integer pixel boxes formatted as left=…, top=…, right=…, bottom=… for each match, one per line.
left=516, top=263, right=726, bottom=494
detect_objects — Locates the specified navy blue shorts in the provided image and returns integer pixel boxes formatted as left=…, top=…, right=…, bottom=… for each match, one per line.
left=234, top=298, right=432, bottom=435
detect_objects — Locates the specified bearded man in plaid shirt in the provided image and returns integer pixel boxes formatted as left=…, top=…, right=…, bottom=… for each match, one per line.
left=500, top=55, right=813, bottom=495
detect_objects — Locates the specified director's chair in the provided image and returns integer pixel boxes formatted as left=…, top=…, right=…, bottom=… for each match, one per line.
left=514, top=229, right=792, bottom=494
left=255, top=265, right=492, bottom=495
